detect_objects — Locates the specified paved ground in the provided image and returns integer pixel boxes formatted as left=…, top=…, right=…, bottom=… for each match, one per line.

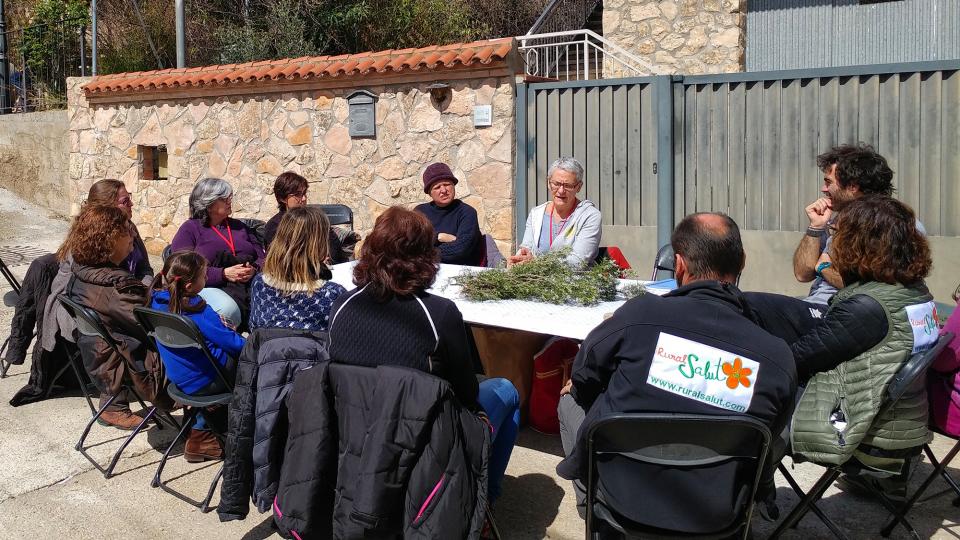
left=0, top=188, right=957, bottom=539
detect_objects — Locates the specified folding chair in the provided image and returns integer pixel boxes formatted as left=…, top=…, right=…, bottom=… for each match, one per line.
left=313, top=203, right=354, bottom=230
left=771, top=332, right=954, bottom=540
left=237, top=217, right=266, bottom=245
left=651, top=244, right=675, bottom=281
left=57, top=294, right=167, bottom=479
left=134, top=306, right=234, bottom=513
left=0, top=254, right=23, bottom=378
left=585, top=413, right=772, bottom=540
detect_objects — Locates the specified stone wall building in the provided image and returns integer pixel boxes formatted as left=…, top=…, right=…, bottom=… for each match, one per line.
left=603, top=0, right=746, bottom=76
left=68, top=38, right=519, bottom=256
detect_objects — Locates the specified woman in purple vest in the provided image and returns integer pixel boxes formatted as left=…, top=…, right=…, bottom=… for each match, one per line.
left=171, top=177, right=265, bottom=329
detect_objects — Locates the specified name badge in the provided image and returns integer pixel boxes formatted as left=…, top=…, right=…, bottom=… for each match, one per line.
left=646, top=332, right=759, bottom=413
left=905, top=301, right=939, bottom=354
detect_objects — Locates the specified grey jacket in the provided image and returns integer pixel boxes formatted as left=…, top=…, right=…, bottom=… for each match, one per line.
left=518, top=199, right=602, bottom=267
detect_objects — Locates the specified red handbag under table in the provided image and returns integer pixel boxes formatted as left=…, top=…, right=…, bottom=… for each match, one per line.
left=529, top=337, right=580, bottom=435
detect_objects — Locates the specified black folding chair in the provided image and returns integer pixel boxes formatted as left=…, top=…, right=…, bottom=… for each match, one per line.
left=651, top=244, right=675, bottom=281
left=134, top=306, right=234, bottom=513
left=57, top=294, right=167, bottom=479
left=585, top=413, right=772, bottom=539
left=0, top=254, right=23, bottom=378
left=237, top=217, right=266, bottom=245
left=880, top=335, right=960, bottom=537
left=313, top=203, right=354, bottom=230
left=771, top=332, right=954, bottom=540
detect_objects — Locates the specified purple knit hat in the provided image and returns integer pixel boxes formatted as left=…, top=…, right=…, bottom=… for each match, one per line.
left=422, top=162, right=458, bottom=193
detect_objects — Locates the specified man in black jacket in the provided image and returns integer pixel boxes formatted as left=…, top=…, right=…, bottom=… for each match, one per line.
left=557, top=212, right=798, bottom=534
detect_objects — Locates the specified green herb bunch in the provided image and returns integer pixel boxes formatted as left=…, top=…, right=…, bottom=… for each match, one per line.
left=451, top=249, right=627, bottom=306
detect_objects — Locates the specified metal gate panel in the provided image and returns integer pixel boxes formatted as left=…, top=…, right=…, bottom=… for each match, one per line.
left=676, top=62, right=960, bottom=234
left=516, top=77, right=661, bottom=243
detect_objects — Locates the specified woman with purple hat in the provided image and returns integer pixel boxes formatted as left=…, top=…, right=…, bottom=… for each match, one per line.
left=414, top=162, right=484, bottom=266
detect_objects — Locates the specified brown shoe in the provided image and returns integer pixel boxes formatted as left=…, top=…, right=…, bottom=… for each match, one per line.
left=185, top=429, right=223, bottom=463
left=98, top=409, right=144, bottom=430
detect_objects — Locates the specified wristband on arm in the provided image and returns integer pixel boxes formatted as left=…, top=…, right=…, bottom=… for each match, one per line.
left=815, top=261, right=832, bottom=278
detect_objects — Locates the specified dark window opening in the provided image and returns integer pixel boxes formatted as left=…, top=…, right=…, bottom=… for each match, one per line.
left=139, top=145, right=168, bottom=180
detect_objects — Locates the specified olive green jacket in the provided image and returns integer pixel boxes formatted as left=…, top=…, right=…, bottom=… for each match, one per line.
left=791, top=281, right=934, bottom=465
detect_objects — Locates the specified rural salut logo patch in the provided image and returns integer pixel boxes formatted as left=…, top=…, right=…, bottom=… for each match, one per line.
left=646, top=332, right=759, bottom=413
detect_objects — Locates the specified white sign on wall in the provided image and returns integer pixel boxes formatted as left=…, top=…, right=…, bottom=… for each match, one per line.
left=473, top=105, right=492, bottom=127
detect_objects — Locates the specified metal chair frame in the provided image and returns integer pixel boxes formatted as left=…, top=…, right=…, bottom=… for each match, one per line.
left=57, top=294, right=168, bottom=479
left=651, top=244, right=675, bottom=281
left=0, top=254, right=23, bottom=377
left=134, top=306, right=235, bottom=513
left=585, top=413, right=772, bottom=540
left=771, top=332, right=954, bottom=540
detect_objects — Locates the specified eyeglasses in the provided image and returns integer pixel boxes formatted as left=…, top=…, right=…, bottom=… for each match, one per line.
left=549, top=180, right=580, bottom=192
left=117, top=196, right=133, bottom=207
left=287, top=191, right=308, bottom=199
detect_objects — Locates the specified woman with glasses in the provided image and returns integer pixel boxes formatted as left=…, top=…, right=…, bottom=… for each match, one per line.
left=262, top=171, right=359, bottom=264
left=508, top=156, right=602, bottom=268
left=263, top=171, right=309, bottom=249
left=171, top=177, right=265, bottom=329
left=85, top=179, right=153, bottom=282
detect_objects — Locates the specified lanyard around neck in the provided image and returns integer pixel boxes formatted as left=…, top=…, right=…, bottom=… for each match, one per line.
left=211, top=222, right=236, bottom=256
left=548, top=202, right=575, bottom=247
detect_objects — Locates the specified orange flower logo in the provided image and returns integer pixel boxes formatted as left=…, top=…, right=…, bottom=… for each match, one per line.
left=722, top=358, right=752, bottom=389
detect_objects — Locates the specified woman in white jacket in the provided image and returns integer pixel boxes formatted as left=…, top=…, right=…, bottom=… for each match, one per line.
left=509, top=157, right=603, bottom=268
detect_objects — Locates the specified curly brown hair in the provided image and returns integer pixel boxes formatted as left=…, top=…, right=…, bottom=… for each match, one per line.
left=61, top=205, right=132, bottom=266
left=830, top=196, right=931, bottom=286
left=353, top=206, right=439, bottom=300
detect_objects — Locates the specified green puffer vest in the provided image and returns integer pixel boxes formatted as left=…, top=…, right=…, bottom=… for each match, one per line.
left=791, top=281, right=933, bottom=465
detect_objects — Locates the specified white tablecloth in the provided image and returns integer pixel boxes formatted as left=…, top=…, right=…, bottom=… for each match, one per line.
left=330, top=262, right=672, bottom=341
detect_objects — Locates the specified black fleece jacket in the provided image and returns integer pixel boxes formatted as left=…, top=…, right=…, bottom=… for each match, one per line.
left=558, top=281, right=797, bottom=533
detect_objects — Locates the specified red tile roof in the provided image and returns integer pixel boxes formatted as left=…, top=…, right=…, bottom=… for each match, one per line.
left=83, top=38, right=515, bottom=97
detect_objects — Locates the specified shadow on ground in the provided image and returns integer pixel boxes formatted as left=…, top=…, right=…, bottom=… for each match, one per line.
left=496, top=472, right=566, bottom=539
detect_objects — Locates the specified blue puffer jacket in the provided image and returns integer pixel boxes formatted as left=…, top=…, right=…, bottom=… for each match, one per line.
left=149, top=290, right=245, bottom=394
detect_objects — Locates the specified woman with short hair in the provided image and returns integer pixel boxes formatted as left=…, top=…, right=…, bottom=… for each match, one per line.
left=328, top=206, right=520, bottom=501
left=790, top=196, right=935, bottom=474
left=171, top=177, right=265, bottom=328
left=250, top=206, right=347, bottom=331
left=509, top=157, right=602, bottom=268
left=263, top=171, right=309, bottom=249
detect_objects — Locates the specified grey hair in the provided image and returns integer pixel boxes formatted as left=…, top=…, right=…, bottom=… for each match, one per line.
left=547, top=157, right=585, bottom=185
left=189, top=177, right=233, bottom=222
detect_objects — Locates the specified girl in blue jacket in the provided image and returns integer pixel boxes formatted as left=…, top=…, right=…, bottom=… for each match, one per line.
left=148, top=250, right=245, bottom=462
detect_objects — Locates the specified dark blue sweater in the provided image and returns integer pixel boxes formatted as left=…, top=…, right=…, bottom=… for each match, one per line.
left=150, top=290, right=246, bottom=394
left=414, top=199, right=483, bottom=265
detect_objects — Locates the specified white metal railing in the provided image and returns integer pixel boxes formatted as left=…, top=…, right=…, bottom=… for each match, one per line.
left=518, top=29, right=663, bottom=81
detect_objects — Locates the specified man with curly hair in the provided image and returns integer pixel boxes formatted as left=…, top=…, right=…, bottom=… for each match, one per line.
left=747, top=144, right=925, bottom=342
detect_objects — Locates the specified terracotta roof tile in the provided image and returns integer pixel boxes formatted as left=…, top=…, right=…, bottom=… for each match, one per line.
left=83, top=37, right=515, bottom=97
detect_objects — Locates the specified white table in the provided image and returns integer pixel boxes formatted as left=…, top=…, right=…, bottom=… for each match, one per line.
left=330, top=262, right=673, bottom=341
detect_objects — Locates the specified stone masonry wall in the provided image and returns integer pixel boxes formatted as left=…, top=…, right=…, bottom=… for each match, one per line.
left=603, top=0, right=746, bottom=77
left=0, top=110, right=71, bottom=216
left=67, top=77, right=516, bottom=256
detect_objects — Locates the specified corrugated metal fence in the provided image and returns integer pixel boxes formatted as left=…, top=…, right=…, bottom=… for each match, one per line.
left=746, top=0, right=960, bottom=72
left=516, top=60, right=960, bottom=243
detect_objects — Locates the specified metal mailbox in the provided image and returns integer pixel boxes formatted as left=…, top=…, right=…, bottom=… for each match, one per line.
left=347, top=90, right=377, bottom=138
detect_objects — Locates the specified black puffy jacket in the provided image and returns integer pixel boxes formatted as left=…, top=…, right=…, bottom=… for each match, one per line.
left=219, top=328, right=331, bottom=522
left=272, top=362, right=489, bottom=540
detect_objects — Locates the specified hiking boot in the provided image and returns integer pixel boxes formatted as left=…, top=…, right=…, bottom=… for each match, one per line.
left=97, top=409, right=144, bottom=430
left=185, top=429, right=223, bottom=463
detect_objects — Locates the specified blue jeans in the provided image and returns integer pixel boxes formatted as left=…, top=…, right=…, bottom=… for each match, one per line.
left=477, top=377, right=520, bottom=502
